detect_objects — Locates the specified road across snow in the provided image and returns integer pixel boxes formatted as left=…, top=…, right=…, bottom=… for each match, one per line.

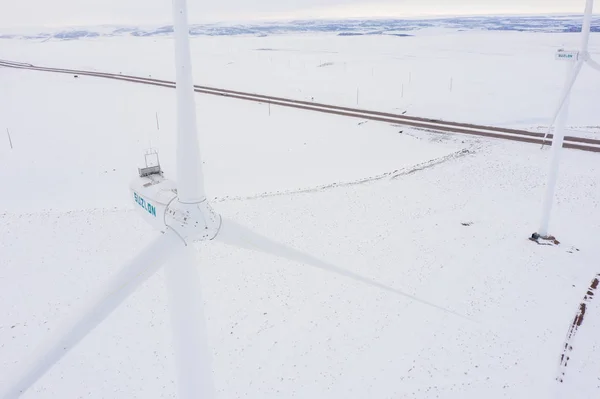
left=2, top=59, right=600, bottom=152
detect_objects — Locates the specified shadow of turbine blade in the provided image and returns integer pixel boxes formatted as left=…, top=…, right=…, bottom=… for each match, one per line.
left=213, top=217, right=472, bottom=322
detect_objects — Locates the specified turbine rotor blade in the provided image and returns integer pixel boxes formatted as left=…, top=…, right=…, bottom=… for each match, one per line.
left=164, top=245, right=214, bottom=398
left=585, top=55, right=600, bottom=72
left=0, top=231, right=183, bottom=399
left=543, top=0, right=595, bottom=144
left=544, top=59, right=584, bottom=142
left=215, top=217, right=470, bottom=321
left=581, top=0, right=594, bottom=51
left=172, top=0, right=206, bottom=203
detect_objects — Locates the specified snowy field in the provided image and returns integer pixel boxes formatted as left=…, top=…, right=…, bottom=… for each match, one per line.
left=2, top=29, right=600, bottom=131
left=1, top=27, right=600, bottom=398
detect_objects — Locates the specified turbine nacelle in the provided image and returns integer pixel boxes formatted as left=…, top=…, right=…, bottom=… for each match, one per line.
left=130, top=174, right=220, bottom=244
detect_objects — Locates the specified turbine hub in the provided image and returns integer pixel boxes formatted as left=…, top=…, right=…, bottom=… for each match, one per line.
left=165, top=199, right=221, bottom=244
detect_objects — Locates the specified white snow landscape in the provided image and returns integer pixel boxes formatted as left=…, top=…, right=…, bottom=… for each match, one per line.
left=1, top=15, right=600, bottom=399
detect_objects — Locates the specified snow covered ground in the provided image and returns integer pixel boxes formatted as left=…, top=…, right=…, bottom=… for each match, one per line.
left=1, top=28, right=599, bottom=398
left=2, top=29, right=600, bottom=130
left=1, top=68, right=458, bottom=213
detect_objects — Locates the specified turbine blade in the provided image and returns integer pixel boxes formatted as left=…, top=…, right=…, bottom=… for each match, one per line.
left=586, top=56, right=600, bottom=72
left=544, top=0, right=595, bottom=145
left=164, top=245, right=214, bottom=398
left=172, top=0, right=206, bottom=203
left=0, top=231, right=183, bottom=399
left=581, top=0, right=594, bottom=51
left=215, top=217, right=470, bottom=321
left=543, top=59, right=584, bottom=144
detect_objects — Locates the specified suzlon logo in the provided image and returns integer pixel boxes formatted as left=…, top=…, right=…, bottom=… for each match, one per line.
left=134, top=192, right=157, bottom=216
left=555, top=50, right=579, bottom=61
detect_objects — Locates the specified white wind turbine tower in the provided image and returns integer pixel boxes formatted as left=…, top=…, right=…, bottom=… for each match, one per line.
left=0, top=0, right=464, bottom=398
left=537, top=0, right=600, bottom=240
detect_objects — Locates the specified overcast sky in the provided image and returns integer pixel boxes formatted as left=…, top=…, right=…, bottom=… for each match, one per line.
left=0, top=0, right=587, bottom=28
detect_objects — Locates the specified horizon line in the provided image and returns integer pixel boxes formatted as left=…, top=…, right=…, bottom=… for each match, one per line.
left=1, top=11, right=596, bottom=31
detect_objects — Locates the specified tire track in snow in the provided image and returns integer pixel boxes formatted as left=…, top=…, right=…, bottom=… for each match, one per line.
left=0, top=149, right=472, bottom=217
left=212, top=149, right=473, bottom=203
left=556, top=274, right=600, bottom=384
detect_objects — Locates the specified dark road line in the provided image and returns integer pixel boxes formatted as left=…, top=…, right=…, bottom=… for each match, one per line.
left=2, top=59, right=599, bottom=153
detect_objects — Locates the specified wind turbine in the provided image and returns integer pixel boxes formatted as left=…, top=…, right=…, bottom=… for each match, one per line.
left=0, top=0, right=464, bottom=398
left=536, top=0, right=600, bottom=239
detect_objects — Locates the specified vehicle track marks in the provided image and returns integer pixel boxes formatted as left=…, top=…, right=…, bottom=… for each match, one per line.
left=556, top=274, right=600, bottom=384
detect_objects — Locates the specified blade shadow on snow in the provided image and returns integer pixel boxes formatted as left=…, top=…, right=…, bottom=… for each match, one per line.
left=215, top=217, right=472, bottom=322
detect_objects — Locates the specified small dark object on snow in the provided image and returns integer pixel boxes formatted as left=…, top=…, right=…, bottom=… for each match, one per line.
left=461, top=222, right=473, bottom=226
left=542, top=235, right=560, bottom=245
left=73, top=75, right=79, bottom=78
left=402, top=111, right=407, bottom=115
left=529, top=232, right=560, bottom=246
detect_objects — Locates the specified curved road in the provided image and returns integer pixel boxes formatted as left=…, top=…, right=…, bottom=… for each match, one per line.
left=2, top=59, right=599, bottom=153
